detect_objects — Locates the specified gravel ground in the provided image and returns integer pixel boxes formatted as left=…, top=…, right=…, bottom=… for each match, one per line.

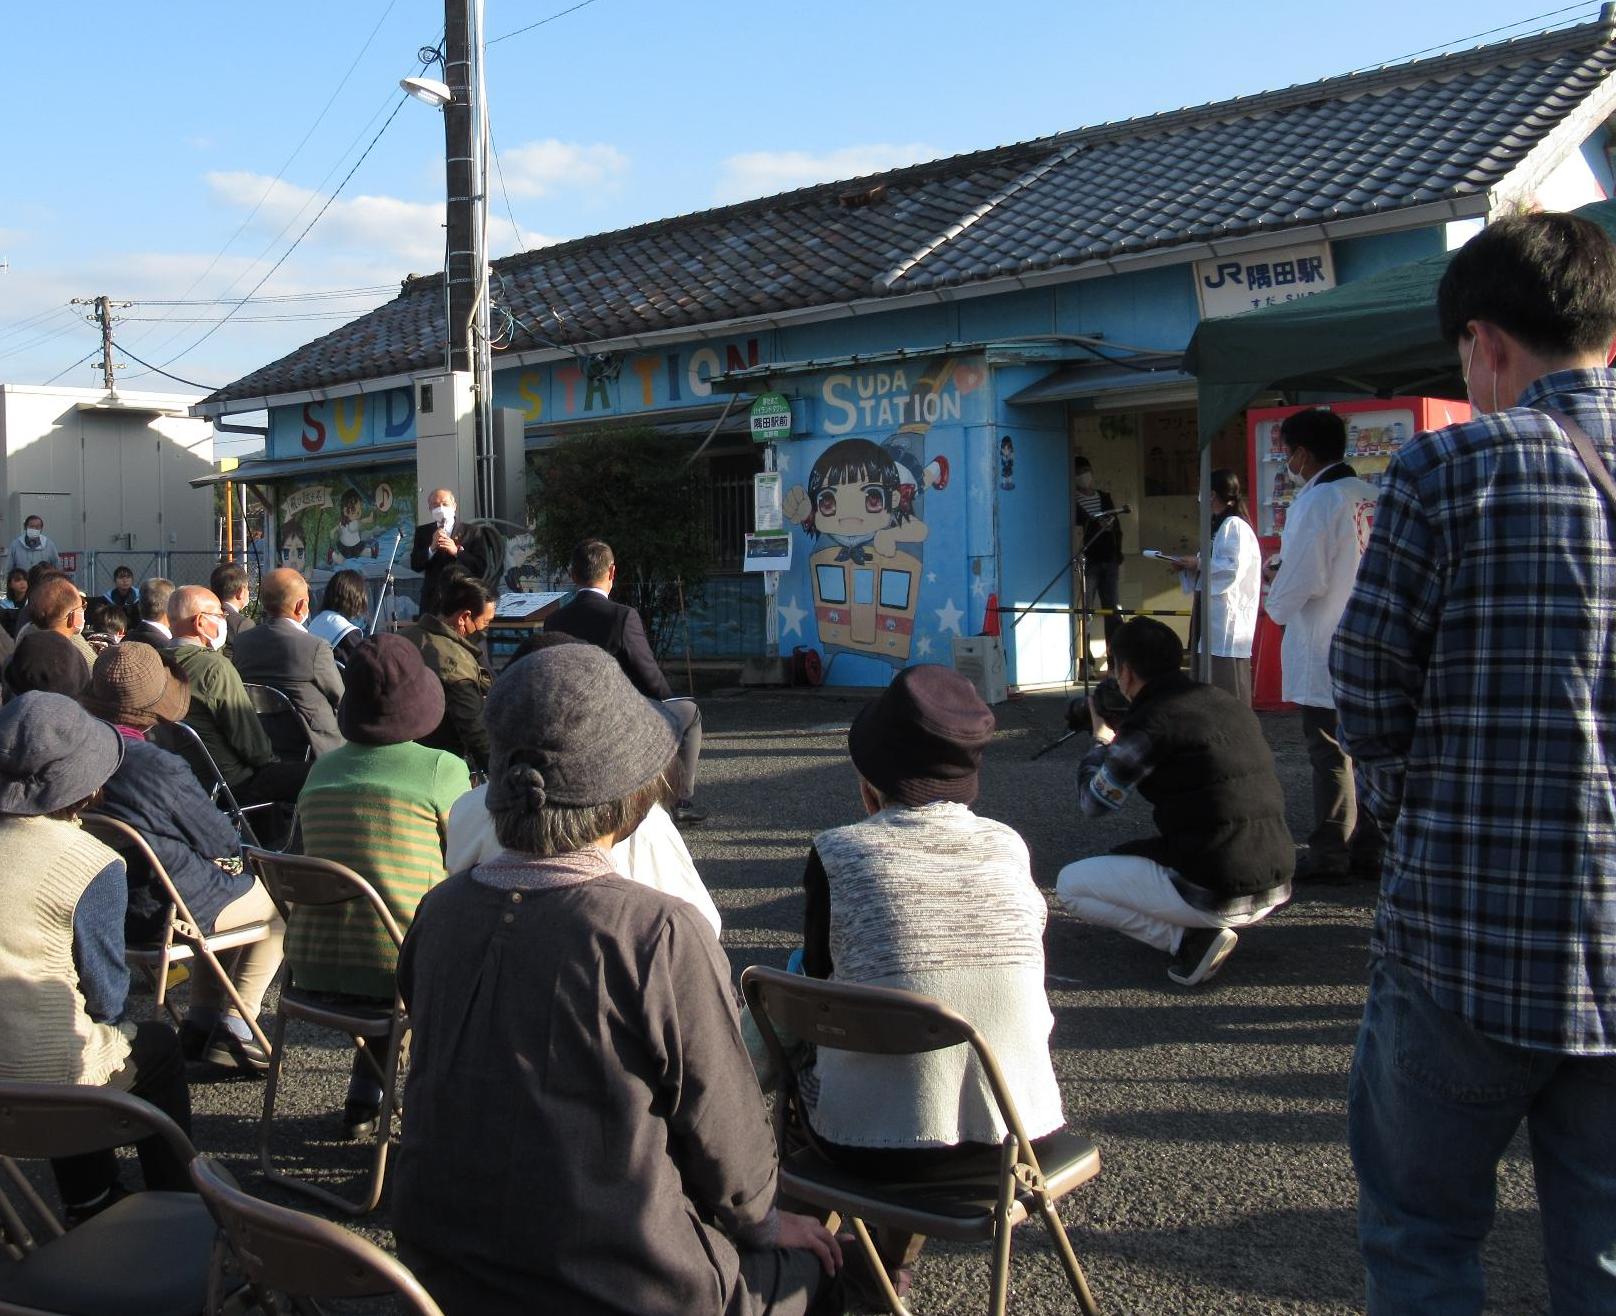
left=141, top=688, right=1550, bottom=1314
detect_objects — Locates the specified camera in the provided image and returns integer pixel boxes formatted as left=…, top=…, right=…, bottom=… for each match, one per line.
left=1065, top=677, right=1131, bottom=734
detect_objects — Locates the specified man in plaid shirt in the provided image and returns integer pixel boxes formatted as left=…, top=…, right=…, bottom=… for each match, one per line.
left=1331, top=213, right=1616, bottom=1313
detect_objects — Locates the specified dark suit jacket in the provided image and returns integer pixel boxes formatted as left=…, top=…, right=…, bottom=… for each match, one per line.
left=411, top=521, right=490, bottom=616
left=230, top=616, right=346, bottom=755
left=544, top=589, right=672, bottom=700
left=221, top=604, right=255, bottom=662
left=124, top=620, right=176, bottom=650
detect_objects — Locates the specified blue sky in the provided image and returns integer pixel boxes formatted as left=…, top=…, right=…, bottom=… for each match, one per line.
left=0, top=0, right=1597, bottom=439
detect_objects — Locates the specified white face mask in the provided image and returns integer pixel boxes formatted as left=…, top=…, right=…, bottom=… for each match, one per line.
left=431, top=505, right=455, bottom=533
left=23, top=529, right=40, bottom=547
left=205, top=614, right=228, bottom=651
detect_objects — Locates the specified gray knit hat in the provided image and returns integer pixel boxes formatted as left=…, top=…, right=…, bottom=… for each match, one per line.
left=484, top=644, right=677, bottom=815
left=0, top=691, right=125, bottom=816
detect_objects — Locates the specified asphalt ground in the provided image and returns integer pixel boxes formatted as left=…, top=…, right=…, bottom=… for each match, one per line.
left=126, top=688, right=1551, bottom=1314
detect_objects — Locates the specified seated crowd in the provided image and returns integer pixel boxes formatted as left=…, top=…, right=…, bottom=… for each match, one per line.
left=0, top=553, right=1098, bottom=1316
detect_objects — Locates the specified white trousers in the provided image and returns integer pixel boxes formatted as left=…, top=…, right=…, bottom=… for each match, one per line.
left=1054, top=854, right=1285, bottom=953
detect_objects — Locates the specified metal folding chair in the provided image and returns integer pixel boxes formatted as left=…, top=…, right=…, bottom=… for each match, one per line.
left=0, top=1083, right=222, bottom=1316
left=741, top=966, right=1104, bottom=1316
left=242, top=682, right=316, bottom=763
left=190, top=1155, right=443, bottom=1316
left=243, top=847, right=409, bottom=1216
left=145, top=718, right=265, bottom=848
left=80, top=813, right=275, bottom=1061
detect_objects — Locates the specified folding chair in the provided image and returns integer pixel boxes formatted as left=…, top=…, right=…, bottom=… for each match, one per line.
left=80, top=813, right=275, bottom=1061
left=190, top=1155, right=443, bottom=1316
left=145, top=718, right=265, bottom=848
left=740, top=966, right=1104, bottom=1316
left=243, top=848, right=409, bottom=1216
left=0, top=1083, right=222, bottom=1316
left=242, top=682, right=316, bottom=764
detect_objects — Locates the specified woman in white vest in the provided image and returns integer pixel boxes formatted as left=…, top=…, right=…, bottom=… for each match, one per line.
left=1168, top=468, right=1263, bottom=704
left=0, top=692, right=193, bottom=1222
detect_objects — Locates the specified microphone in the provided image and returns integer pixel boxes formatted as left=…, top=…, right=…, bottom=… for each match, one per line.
left=1092, top=505, right=1133, bottom=518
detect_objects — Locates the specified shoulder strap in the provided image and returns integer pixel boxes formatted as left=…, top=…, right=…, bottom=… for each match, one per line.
left=1539, top=407, right=1616, bottom=509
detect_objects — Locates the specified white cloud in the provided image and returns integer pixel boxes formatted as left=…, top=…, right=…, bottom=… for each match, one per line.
left=714, top=143, right=936, bottom=205
left=205, top=171, right=446, bottom=268
left=495, top=139, right=629, bottom=198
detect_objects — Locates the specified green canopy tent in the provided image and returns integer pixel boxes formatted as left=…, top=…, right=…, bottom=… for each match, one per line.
left=1183, top=197, right=1616, bottom=446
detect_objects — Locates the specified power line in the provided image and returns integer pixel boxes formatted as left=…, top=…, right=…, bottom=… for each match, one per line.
left=42, top=346, right=102, bottom=386
left=136, top=285, right=396, bottom=306
left=124, top=0, right=403, bottom=352
left=487, top=0, right=600, bottom=45
left=117, top=312, right=371, bottom=323
left=0, top=315, right=86, bottom=364
left=0, top=304, right=75, bottom=345
left=1345, top=4, right=1601, bottom=75
left=155, top=93, right=412, bottom=370
left=115, top=344, right=219, bottom=392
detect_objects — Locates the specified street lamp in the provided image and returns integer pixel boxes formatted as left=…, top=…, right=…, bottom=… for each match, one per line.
left=399, top=75, right=452, bottom=107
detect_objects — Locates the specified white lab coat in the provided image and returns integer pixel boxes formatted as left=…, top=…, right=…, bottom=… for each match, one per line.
left=1180, top=514, right=1262, bottom=659
left=1263, top=465, right=1379, bottom=708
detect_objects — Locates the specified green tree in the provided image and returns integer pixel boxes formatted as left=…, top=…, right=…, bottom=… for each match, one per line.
left=531, top=425, right=709, bottom=658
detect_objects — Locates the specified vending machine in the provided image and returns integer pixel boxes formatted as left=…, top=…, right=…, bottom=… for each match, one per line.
left=1244, top=396, right=1471, bottom=709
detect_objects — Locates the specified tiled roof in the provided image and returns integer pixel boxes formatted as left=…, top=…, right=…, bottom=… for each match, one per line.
left=207, top=17, right=1616, bottom=407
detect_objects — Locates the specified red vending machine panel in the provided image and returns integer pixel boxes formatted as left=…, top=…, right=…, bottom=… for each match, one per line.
left=1244, top=397, right=1471, bottom=709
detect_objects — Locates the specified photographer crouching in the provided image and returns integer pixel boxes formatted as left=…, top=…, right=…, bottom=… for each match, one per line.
left=1054, top=617, right=1294, bottom=986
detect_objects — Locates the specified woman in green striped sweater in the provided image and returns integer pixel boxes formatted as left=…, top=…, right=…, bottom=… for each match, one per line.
left=290, top=634, right=471, bottom=1137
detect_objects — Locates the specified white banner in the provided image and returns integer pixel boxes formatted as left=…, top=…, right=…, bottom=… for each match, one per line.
left=1195, top=242, right=1336, bottom=318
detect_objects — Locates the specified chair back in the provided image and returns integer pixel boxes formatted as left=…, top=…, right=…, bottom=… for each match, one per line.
left=741, top=966, right=1042, bottom=1166
left=242, top=848, right=404, bottom=948
left=242, top=683, right=315, bottom=762
left=79, top=813, right=201, bottom=932
left=190, top=1156, right=444, bottom=1315
left=0, top=1083, right=196, bottom=1166
left=145, top=719, right=259, bottom=846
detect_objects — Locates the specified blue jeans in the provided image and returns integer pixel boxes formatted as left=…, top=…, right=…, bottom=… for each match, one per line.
left=1349, top=955, right=1616, bottom=1314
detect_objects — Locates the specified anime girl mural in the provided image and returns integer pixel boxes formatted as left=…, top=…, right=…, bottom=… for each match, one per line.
left=327, top=486, right=383, bottom=564
left=784, top=436, right=949, bottom=666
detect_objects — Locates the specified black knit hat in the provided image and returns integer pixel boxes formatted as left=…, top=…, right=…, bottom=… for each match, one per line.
left=337, top=634, right=446, bottom=746
left=848, top=664, right=995, bottom=806
left=5, top=632, right=89, bottom=699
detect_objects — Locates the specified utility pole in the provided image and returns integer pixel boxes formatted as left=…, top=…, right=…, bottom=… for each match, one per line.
left=441, top=0, right=494, bottom=520
left=69, top=296, right=124, bottom=391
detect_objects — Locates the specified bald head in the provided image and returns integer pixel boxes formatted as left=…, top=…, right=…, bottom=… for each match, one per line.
left=168, top=585, right=221, bottom=638
left=259, top=567, right=310, bottom=621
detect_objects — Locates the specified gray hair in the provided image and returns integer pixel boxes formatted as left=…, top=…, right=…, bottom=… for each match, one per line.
left=490, top=772, right=669, bottom=857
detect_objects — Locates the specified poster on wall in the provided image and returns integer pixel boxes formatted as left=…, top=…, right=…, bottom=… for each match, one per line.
left=776, top=355, right=986, bottom=683
left=275, top=468, right=417, bottom=578
left=743, top=532, right=792, bottom=572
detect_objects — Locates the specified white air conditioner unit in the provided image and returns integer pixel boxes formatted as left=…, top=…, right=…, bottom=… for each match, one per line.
left=415, top=372, right=477, bottom=503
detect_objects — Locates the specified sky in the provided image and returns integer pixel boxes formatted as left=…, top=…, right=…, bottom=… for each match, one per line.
left=0, top=0, right=1599, bottom=454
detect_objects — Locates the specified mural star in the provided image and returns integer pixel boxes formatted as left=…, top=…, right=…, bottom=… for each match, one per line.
left=935, top=598, right=965, bottom=635
left=926, top=571, right=937, bottom=584
left=778, top=595, right=807, bottom=638
left=915, top=635, right=933, bottom=657
left=971, top=577, right=989, bottom=598
left=775, top=450, right=792, bottom=473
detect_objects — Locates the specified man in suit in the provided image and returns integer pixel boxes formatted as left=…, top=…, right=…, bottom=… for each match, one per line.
left=230, top=568, right=345, bottom=756
left=209, top=561, right=256, bottom=661
left=124, top=577, right=176, bottom=649
left=545, top=539, right=706, bottom=824
left=411, top=488, right=490, bottom=617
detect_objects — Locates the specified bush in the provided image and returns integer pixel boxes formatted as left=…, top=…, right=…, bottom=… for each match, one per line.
left=531, top=425, right=709, bottom=658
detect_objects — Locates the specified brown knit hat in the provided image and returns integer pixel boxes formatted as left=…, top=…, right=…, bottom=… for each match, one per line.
left=848, top=664, right=996, bottom=806
left=81, top=641, right=190, bottom=729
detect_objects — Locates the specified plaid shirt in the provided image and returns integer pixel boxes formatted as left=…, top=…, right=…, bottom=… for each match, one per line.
left=1331, top=369, right=1616, bottom=1054
left=1077, top=731, right=1153, bottom=815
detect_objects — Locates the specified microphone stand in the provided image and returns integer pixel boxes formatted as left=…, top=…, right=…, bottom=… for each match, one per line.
left=368, top=530, right=404, bottom=636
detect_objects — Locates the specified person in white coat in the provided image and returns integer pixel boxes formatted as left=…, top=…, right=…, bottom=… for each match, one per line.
left=1263, top=408, right=1381, bottom=879
left=1167, top=468, right=1261, bottom=704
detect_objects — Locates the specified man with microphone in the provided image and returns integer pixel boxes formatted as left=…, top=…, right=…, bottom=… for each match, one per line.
left=411, top=488, right=490, bottom=617
left=1073, top=456, right=1127, bottom=679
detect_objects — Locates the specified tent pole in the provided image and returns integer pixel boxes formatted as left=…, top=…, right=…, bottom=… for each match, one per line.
left=1197, top=441, right=1212, bottom=682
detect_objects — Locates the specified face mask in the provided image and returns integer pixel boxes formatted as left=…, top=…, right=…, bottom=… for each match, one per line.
left=23, top=530, right=40, bottom=547
left=205, top=615, right=228, bottom=651
left=1075, top=473, right=1095, bottom=492
left=431, top=505, right=455, bottom=533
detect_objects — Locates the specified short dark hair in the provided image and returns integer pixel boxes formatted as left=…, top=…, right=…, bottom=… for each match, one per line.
left=569, top=539, right=614, bottom=584
left=138, top=577, right=175, bottom=622
left=27, top=575, right=81, bottom=629
left=509, top=629, right=583, bottom=665
left=320, top=568, right=369, bottom=621
left=436, top=569, right=495, bottom=621
left=6, top=568, right=27, bottom=587
left=1279, top=408, right=1347, bottom=465
left=1110, top=616, right=1183, bottom=683
left=26, top=562, right=60, bottom=592
left=85, top=598, right=127, bottom=636
left=113, top=565, right=133, bottom=582
left=209, top=562, right=247, bottom=600
left=1437, top=212, right=1616, bottom=354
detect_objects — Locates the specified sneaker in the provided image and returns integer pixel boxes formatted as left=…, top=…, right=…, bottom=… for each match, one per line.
left=1168, top=927, right=1238, bottom=987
